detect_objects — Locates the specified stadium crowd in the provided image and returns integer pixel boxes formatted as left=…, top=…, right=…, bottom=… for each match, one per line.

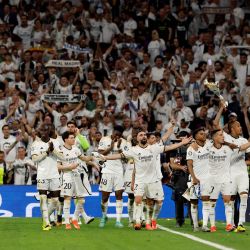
left=0, top=0, right=250, bottom=232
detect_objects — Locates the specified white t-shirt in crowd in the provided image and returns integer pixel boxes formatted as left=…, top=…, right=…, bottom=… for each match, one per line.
left=13, top=157, right=35, bottom=185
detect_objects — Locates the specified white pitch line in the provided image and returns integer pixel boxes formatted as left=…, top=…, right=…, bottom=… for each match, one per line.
left=157, top=224, right=235, bottom=250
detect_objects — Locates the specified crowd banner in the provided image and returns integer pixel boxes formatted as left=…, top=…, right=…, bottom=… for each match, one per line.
left=202, top=7, right=231, bottom=14
left=226, top=45, right=250, bottom=49
left=63, top=43, right=92, bottom=53
left=0, top=185, right=233, bottom=220
left=45, top=60, right=81, bottom=68
left=41, top=94, right=86, bottom=103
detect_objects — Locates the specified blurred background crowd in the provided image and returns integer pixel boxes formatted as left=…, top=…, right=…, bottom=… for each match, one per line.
left=0, top=0, right=250, bottom=190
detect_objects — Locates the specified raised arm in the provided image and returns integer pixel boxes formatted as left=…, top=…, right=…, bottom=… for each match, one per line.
left=242, top=104, right=250, bottom=137
left=162, top=121, right=175, bottom=143
left=164, top=137, right=192, bottom=152
left=43, top=101, right=54, bottom=114
left=213, top=101, right=225, bottom=129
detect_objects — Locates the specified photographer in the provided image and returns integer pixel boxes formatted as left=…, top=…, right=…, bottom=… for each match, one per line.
left=169, top=131, right=190, bottom=227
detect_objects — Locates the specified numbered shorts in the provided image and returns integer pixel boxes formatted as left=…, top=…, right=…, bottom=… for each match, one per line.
left=231, top=172, right=249, bottom=195
left=99, top=173, right=124, bottom=192
left=61, top=174, right=86, bottom=198
left=124, top=181, right=134, bottom=194
left=189, top=178, right=212, bottom=200
left=124, top=168, right=134, bottom=194
left=134, top=181, right=164, bottom=200
left=37, top=178, right=61, bottom=191
left=209, top=181, right=233, bottom=200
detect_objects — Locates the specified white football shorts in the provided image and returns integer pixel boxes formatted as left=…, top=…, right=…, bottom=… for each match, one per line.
left=231, top=171, right=249, bottom=195
left=37, top=178, right=61, bottom=191
left=209, top=181, right=233, bottom=200
left=99, top=173, right=124, bottom=192
left=134, top=181, right=164, bottom=200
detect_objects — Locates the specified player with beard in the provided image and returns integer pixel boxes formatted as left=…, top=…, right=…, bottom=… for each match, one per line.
left=31, top=124, right=64, bottom=230
left=100, top=129, right=192, bottom=230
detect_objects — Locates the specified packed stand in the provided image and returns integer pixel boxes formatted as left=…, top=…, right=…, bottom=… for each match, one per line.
left=0, top=0, right=248, bottom=187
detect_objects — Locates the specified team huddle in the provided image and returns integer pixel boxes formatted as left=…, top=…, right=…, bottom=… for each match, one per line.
left=31, top=101, right=250, bottom=232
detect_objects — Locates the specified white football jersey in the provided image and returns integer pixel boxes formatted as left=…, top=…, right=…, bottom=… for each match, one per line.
left=223, top=132, right=250, bottom=174
left=31, top=139, right=60, bottom=179
left=98, top=137, right=127, bottom=175
left=59, top=145, right=82, bottom=181
left=123, top=144, right=164, bottom=184
left=186, top=140, right=212, bottom=179
left=152, top=141, right=164, bottom=182
left=209, top=145, right=232, bottom=183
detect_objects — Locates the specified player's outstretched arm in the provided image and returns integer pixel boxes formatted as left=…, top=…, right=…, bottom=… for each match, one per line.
left=239, top=141, right=250, bottom=151
left=164, top=136, right=192, bottom=152
left=79, top=155, right=94, bottom=162
left=103, top=153, right=122, bottom=160
left=57, top=162, right=79, bottom=171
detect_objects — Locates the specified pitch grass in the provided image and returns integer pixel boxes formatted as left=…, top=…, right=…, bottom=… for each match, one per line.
left=0, top=218, right=249, bottom=250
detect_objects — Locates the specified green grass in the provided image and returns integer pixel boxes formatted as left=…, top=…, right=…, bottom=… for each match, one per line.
left=0, top=218, right=249, bottom=250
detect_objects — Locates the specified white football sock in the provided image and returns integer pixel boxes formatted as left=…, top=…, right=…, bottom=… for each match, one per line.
left=146, top=204, right=153, bottom=225
left=73, top=198, right=84, bottom=221
left=152, top=202, right=162, bottom=221
left=230, top=200, right=235, bottom=226
left=202, top=201, right=210, bottom=227
left=63, top=199, right=71, bottom=224
left=57, top=200, right=64, bottom=216
left=48, top=197, right=59, bottom=217
left=209, top=201, right=216, bottom=227
left=191, top=204, right=198, bottom=228
left=101, top=200, right=108, bottom=218
left=40, top=194, right=49, bottom=225
left=116, top=200, right=123, bottom=222
left=239, top=194, right=248, bottom=225
left=225, top=202, right=233, bottom=225
left=47, top=199, right=55, bottom=222
left=141, top=200, right=146, bottom=221
left=134, top=203, right=142, bottom=225
left=128, top=197, right=134, bottom=223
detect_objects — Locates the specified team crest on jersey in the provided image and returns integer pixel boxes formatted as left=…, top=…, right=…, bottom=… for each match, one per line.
left=124, top=146, right=129, bottom=151
left=188, top=151, right=192, bottom=156
left=99, top=142, right=104, bottom=146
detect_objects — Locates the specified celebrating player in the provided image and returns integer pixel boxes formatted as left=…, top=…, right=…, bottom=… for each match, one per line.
left=100, top=129, right=192, bottom=230
left=58, top=131, right=95, bottom=230
left=31, top=124, right=64, bottom=231
left=187, top=127, right=212, bottom=232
